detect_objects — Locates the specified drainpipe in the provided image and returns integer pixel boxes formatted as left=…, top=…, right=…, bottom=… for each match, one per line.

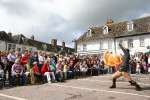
left=114, top=38, right=116, bottom=53
left=5, top=41, right=7, bottom=51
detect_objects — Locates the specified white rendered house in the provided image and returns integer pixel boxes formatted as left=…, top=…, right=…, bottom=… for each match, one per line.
left=76, top=16, right=150, bottom=56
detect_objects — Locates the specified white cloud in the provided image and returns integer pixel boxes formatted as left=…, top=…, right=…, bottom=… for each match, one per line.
left=0, top=0, right=150, bottom=47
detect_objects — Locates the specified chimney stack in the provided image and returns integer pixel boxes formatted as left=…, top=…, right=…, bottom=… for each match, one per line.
left=62, top=41, right=65, bottom=48
left=8, top=32, right=12, bottom=38
left=105, top=18, right=114, bottom=27
left=31, top=35, right=34, bottom=40
left=51, top=39, right=57, bottom=47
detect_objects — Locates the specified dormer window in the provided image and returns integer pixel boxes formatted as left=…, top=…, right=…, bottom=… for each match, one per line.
left=127, top=21, right=134, bottom=31
left=87, top=29, right=92, bottom=37
left=103, top=25, right=108, bottom=34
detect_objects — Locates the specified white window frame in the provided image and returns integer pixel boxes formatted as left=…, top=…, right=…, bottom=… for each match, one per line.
left=83, top=44, right=87, bottom=52
left=139, top=38, right=145, bottom=47
left=127, top=21, right=134, bottom=31
left=7, top=43, right=16, bottom=51
left=128, top=39, right=133, bottom=48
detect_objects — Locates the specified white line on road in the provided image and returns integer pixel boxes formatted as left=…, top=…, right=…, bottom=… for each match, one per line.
left=52, top=84, right=150, bottom=98
left=0, top=93, right=27, bottom=100
left=77, top=79, right=150, bottom=86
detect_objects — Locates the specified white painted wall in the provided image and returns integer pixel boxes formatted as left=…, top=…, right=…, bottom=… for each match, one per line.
left=0, top=40, right=6, bottom=51
left=16, top=44, right=37, bottom=52
left=77, top=38, right=115, bottom=55
left=116, top=34, right=150, bottom=55
left=77, top=34, right=150, bottom=55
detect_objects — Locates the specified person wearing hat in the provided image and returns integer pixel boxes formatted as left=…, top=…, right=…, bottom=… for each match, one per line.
left=109, top=43, right=142, bottom=91
left=31, top=62, right=43, bottom=84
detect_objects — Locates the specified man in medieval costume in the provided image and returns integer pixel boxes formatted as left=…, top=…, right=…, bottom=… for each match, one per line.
left=108, top=43, right=142, bottom=91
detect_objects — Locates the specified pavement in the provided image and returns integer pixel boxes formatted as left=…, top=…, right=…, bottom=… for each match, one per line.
left=0, top=74, right=150, bottom=100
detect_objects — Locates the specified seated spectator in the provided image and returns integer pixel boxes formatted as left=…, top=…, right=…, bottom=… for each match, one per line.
left=31, top=62, right=43, bottom=84
left=74, top=62, right=81, bottom=78
left=41, top=58, right=55, bottom=83
left=67, top=60, right=74, bottom=79
left=63, top=60, right=68, bottom=80
left=56, top=60, right=64, bottom=82
left=80, top=61, right=88, bottom=77
left=0, top=65, right=4, bottom=88
left=92, top=60, right=99, bottom=76
left=11, top=59, right=27, bottom=86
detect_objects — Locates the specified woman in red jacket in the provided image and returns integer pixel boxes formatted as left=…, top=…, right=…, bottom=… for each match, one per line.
left=41, top=58, right=55, bottom=83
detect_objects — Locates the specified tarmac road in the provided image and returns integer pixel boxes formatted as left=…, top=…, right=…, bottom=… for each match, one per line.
left=0, top=74, right=150, bottom=100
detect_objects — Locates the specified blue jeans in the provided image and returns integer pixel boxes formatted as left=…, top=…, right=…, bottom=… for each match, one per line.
left=12, top=74, right=27, bottom=85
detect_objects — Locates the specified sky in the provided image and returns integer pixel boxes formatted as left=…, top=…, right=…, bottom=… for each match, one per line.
left=0, top=0, right=150, bottom=48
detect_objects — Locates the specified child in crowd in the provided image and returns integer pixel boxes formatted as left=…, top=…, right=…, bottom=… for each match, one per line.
left=136, top=62, right=141, bottom=74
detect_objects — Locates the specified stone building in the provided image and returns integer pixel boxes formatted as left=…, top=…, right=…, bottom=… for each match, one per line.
left=0, top=31, right=74, bottom=54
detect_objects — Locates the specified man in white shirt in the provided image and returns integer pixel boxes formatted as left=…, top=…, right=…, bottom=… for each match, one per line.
left=7, top=50, right=16, bottom=85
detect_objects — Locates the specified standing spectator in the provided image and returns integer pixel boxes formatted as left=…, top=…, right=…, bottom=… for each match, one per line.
left=29, top=51, right=39, bottom=68
left=148, top=54, right=150, bottom=74
left=130, top=59, right=137, bottom=74
left=141, top=59, right=147, bottom=74
left=7, top=50, right=16, bottom=85
left=38, top=51, right=45, bottom=70
left=136, top=62, right=141, bottom=74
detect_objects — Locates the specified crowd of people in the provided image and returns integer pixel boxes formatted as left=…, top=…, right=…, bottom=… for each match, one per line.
left=0, top=50, right=150, bottom=88
left=0, top=50, right=107, bottom=88
left=130, top=53, right=150, bottom=74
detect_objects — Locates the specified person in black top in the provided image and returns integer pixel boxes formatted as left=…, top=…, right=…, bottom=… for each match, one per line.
left=109, top=43, right=142, bottom=91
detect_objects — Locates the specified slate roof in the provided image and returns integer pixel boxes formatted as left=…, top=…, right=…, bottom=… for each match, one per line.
left=12, top=34, right=74, bottom=53
left=76, top=16, right=150, bottom=42
left=0, top=31, right=12, bottom=42
left=0, top=32, right=74, bottom=53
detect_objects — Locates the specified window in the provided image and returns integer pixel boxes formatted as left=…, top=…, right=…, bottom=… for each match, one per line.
left=127, top=21, right=134, bottom=31
left=12, top=44, right=16, bottom=50
left=17, top=48, right=21, bottom=52
left=7, top=44, right=12, bottom=51
left=103, top=25, right=108, bottom=34
left=83, top=44, right=87, bottom=51
left=139, top=38, right=145, bottom=47
left=87, top=29, right=92, bottom=37
left=7, top=43, right=16, bottom=51
left=128, top=39, right=133, bottom=48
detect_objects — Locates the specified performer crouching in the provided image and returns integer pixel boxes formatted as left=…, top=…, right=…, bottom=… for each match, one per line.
left=110, top=43, right=142, bottom=91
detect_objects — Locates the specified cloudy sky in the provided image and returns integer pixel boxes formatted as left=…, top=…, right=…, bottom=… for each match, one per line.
left=0, top=0, right=150, bottom=47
